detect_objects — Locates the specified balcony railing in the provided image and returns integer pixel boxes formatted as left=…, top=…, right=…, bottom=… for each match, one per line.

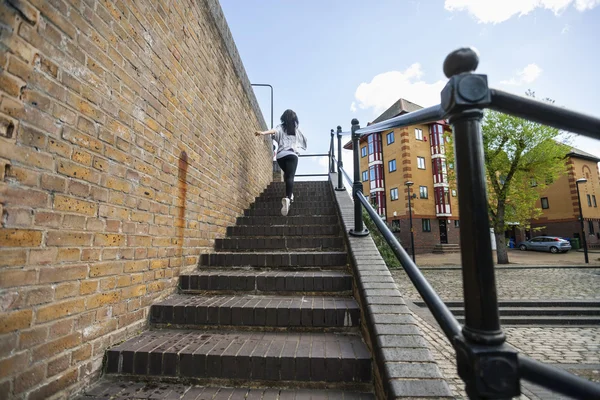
left=329, top=47, right=600, bottom=399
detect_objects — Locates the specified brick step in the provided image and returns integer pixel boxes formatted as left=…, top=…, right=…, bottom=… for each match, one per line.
left=214, top=236, right=344, bottom=251
left=259, top=191, right=332, bottom=200
left=199, top=252, right=347, bottom=267
left=266, top=181, right=330, bottom=189
left=180, top=270, right=353, bottom=293
left=150, top=294, right=360, bottom=328
left=77, top=379, right=375, bottom=399
left=105, top=330, right=372, bottom=384
left=251, top=200, right=336, bottom=209
left=244, top=206, right=336, bottom=217
left=236, top=215, right=339, bottom=226
left=227, top=224, right=340, bottom=237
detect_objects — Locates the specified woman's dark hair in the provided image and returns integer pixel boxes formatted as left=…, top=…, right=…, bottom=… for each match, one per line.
left=280, top=109, right=298, bottom=136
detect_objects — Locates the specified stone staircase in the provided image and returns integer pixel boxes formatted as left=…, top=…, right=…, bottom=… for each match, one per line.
left=77, top=181, right=375, bottom=399
left=415, top=300, right=600, bottom=325
left=431, top=244, right=460, bottom=254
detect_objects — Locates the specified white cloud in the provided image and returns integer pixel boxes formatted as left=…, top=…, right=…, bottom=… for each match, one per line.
left=350, top=102, right=357, bottom=113
left=352, top=63, right=446, bottom=116
left=444, top=0, right=600, bottom=24
left=561, top=24, right=570, bottom=33
left=500, top=63, right=543, bottom=86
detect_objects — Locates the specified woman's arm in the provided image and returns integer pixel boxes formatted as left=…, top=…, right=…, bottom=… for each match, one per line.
left=254, top=129, right=277, bottom=136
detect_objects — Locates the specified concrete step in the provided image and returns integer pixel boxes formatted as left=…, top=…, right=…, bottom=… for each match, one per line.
left=244, top=206, right=336, bottom=217
left=227, top=224, right=340, bottom=237
left=455, top=315, right=600, bottom=325
left=449, top=307, right=600, bottom=316
left=424, top=300, right=600, bottom=307
left=236, top=215, right=339, bottom=226
left=77, top=379, right=375, bottom=399
left=150, top=294, right=360, bottom=328
left=215, top=236, right=345, bottom=252
left=199, top=252, right=347, bottom=268
left=415, top=300, right=600, bottom=325
left=105, top=330, right=372, bottom=384
left=432, top=244, right=461, bottom=254
left=180, top=270, right=353, bottom=293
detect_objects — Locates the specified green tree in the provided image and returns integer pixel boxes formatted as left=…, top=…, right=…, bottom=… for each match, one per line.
left=446, top=92, right=570, bottom=264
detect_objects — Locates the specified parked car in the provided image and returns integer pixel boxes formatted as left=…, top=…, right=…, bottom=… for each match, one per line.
left=518, top=236, right=572, bottom=253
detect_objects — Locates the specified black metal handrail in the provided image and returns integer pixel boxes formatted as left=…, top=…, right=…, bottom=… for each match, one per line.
left=335, top=159, right=600, bottom=399
left=334, top=157, right=462, bottom=341
left=330, top=47, right=600, bottom=399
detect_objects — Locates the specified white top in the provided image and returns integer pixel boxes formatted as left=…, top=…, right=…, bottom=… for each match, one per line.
left=273, top=124, right=307, bottom=159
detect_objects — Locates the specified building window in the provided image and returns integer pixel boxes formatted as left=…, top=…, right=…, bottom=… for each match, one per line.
left=422, top=219, right=431, bottom=232
left=454, top=220, right=460, bottom=228
left=369, top=166, right=375, bottom=181
left=362, top=170, right=368, bottom=182
left=451, top=189, right=457, bottom=197
left=419, top=186, right=428, bottom=199
left=417, top=156, right=426, bottom=169
left=449, top=163, right=454, bottom=169
left=361, top=146, right=367, bottom=157
left=587, top=194, right=592, bottom=206
left=388, top=159, right=396, bottom=172
left=531, top=179, right=537, bottom=187
left=415, top=128, right=423, bottom=140
left=386, top=131, right=394, bottom=145
left=390, top=188, right=398, bottom=201
left=594, top=195, right=598, bottom=207
left=391, top=220, right=400, bottom=232
left=589, top=220, right=595, bottom=235
left=541, top=197, right=549, bottom=209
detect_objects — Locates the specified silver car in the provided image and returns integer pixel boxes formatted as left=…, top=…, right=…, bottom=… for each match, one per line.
left=518, top=236, right=572, bottom=253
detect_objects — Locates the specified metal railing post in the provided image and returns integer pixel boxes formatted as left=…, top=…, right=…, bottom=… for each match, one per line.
left=349, top=119, right=369, bottom=237
left=330, top=129, right=335, bottom=173
left=335, top=126, right=345, bottom=191
left=441, top=48, right=519, bottom=398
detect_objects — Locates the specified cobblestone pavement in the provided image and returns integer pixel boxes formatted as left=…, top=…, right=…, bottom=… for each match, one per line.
left=414, top=249, right=600, bottom=266
left=391, top=267, right=600, bottom=399
left=391, top=268, right=600, bottom=300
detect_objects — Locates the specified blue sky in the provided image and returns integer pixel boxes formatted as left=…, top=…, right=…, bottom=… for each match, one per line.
left=220, top=0, right=600, bottom=179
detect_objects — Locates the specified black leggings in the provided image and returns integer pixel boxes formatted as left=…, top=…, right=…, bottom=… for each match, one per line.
left=277, top=155, right=298, bottom=198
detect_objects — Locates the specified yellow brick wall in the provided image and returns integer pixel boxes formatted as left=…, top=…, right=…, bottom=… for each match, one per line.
left=0, top=1, right=272, bottom=398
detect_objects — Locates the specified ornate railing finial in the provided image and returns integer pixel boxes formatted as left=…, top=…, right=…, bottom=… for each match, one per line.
left=443, top=47, right=479, bottom=78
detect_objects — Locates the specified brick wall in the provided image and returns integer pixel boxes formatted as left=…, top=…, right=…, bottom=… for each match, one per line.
left=0, top=0, right=272, bottom=398
left=393, top=217, right=459, bottom=254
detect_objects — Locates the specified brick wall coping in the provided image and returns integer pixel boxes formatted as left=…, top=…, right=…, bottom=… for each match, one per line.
left=329, top=173, right=453, bottom=399
left=205, top=0, right=269, bottom=133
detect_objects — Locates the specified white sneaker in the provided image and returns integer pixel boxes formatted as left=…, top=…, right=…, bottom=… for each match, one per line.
left=281, top=197, right=291, bottom=216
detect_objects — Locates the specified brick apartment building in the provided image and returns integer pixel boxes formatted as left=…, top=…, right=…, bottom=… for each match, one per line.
left=345, top=98, right=460, bottom=254
left=520, top=148, right=600, bottom=247
left=345, top=97, right=600, bottom=253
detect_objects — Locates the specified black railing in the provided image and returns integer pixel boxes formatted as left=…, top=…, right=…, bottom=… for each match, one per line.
left=331, top=47, right=600, bottom=399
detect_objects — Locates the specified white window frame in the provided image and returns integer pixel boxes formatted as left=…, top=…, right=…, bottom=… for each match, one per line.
left=415, top=128, right=423, bottom=141
left=417, top=156, right=426, bottom=170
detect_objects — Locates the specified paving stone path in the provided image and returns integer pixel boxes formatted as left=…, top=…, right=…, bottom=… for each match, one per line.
left=391, top=267, right=600, bottom=399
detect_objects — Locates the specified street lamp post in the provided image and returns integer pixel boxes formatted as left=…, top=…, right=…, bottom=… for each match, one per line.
left=406, top=181, right=416, bottom=262
left=576, top=178, right=589, bottom=264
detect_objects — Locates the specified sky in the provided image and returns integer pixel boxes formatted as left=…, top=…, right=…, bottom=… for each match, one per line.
left=220, top=0, right=600, bottom=181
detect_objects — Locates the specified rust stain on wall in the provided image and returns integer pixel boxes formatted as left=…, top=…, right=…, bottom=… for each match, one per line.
left=177, top=151, right=188, bottom=251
